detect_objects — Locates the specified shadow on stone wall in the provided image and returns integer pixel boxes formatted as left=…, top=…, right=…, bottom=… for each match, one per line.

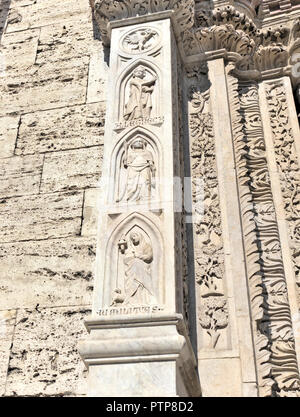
left=0, top=0, right=11, bottom=41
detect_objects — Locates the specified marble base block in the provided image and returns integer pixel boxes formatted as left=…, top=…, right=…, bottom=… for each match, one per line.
left=78, top=313, right=201, bottom=397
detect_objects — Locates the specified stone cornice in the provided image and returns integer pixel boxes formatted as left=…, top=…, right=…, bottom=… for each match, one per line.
left=90, top=1, right=300, bottom=81
left=91, top=0, right=195, bottom=46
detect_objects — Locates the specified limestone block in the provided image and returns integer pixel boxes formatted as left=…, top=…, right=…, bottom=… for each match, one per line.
left=6, top=0, right=91, bottom=33
left=0, top=191, right=83, bottom=243
left=36, top=20, right=94, bottom=65
left=198, top=358, right=242, bottom=397
left=0, top=115, right=20, bottom=158
left=5, top=307, right=90, bottom=397
left=0, top=154, right=43, bottom=198
left=40, top=146, right=103, bottom=193
left=1, top=29, right=39, bottom=74
left=0, top=56, right=89, bottom=115
left=87, top=41, right=108, bottom=104
left=81, top=188, right=101, bottom=237
left=15, top=103, right=105, bottom=155
left=0, top=237, right=96, bottom=310
left=0, top=310, right=16, bottom=397
left=0, top=0, right=10, bottom=34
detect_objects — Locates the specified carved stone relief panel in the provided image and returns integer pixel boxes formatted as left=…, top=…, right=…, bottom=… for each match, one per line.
left=109, top=128, right=160, bottom=204
left=227, top=73, right=300, bottom=397
left=98, top=212, right=164, bottom=316
left=187, top=67, right=229, bottom=350
left=115, top=62, right=163, bottom=130
left=265, top=81, right=300, bottom=309
left=120, top=27, right=161, bottom=55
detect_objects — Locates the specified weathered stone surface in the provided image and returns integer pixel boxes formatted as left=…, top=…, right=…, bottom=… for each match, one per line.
left=81, top=188, right=101, bottom=237
left=16, top=103, right=105, bottom=155
left=40, top=146, right=103, bottom=193
left=0, top=56, right=89, bottom=115
left=0, top=237, right=95, bottom=310
left=0, top=310, right=16, bottom=396
left=1, top=29, right=39, bottom=74
left=0, top=191, right=83, bottom=243
left=87, top=43, right=108, bottom=104
left=0, top=154, right=43, bottom=198
left=36, top=20, right=93, bottom=65
left=6, top=0, right=91, bottom=34
left=0, top=115, right=20, bottom=158
left=5, top=307, right=90, bottom=396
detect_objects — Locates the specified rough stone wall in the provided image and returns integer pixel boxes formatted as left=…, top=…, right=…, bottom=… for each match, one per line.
left=0, top=0, right=107, bottom=396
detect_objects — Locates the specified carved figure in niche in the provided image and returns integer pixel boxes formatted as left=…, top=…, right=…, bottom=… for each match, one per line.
left=117, top=137, right=156, bottom=202
left=124, top=66, right=157, bottom=121
left=116, top=231, right=157, bottom=306
left=123, top=28, right=159, bottom=53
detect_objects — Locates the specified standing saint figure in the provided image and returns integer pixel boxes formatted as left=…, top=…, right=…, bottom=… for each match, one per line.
left=124, top=66, right=157, bottom=120
left=119, top=231, right=156, bottom=306
left=117, top=138, right=156, bottom=202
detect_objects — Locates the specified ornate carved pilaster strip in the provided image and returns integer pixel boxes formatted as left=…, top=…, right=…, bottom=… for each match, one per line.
left=188, top=77, right=228, bottom=349
left=227, top=73, right=300, bottom=396
left=265, top=81, right=300, bottom=307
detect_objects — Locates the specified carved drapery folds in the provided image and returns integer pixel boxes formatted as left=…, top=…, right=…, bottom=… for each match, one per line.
left=227, top=74, right=300, bottom=397
left=188, top=77, right=229, bottom=350
left=265, top=81, right=300, bottom=307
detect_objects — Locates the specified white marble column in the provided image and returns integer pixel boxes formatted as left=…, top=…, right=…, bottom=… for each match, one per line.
left=79, top=13, right=200, bottom=397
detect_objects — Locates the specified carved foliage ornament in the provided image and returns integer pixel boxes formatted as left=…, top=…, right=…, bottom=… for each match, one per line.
left=92, top=0, right=194, bottom=45
left=92, top=2, right=297, bottom=73
left=227, top=75, right=300, bottom=397
left=265, top=81, right=300, bottom=306
left=189, top=82, right=228, bottom=349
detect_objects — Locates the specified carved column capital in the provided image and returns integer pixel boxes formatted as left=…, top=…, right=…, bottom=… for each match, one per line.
left=91, top=0, right=195, bottom=46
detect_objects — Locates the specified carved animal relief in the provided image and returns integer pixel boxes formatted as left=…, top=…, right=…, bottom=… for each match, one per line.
left=122, top=28, right=160, bottom=54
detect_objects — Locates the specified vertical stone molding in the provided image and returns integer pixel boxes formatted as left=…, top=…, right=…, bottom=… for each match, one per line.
left=78, top=12, right=200, bottom=397
left=227, top=71, right=300, bottom=397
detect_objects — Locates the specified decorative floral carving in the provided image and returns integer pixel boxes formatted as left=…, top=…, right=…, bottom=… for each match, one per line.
left=227, top=75, right=300, bottom=397
left=91, top=1, right=298, bottom=75
left=265, top=81, right=300, bottom=305
left=198, top=296, right=228, bottom=349
left=188, top=82, right=228, bottom=348
left=92, top=0, right=194, bottom=45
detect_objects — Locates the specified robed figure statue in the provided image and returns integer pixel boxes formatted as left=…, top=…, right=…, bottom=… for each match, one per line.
left=117, top=138, right=156, bottom=202
left=124, top=66, right=157, bottom=121
left=114, top=231, right=157, bottom=306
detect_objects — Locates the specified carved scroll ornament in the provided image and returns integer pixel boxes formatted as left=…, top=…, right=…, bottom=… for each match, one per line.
left=188, top=82, right=228, bottom=349
left=227, top=74, right=300, bottom=397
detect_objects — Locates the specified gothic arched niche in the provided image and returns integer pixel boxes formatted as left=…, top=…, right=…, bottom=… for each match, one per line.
left=109, top=127, right=161, bottom=204
left=116, top=59, right=161, bottom=123
left=102, top=212, right=164, bottom=310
